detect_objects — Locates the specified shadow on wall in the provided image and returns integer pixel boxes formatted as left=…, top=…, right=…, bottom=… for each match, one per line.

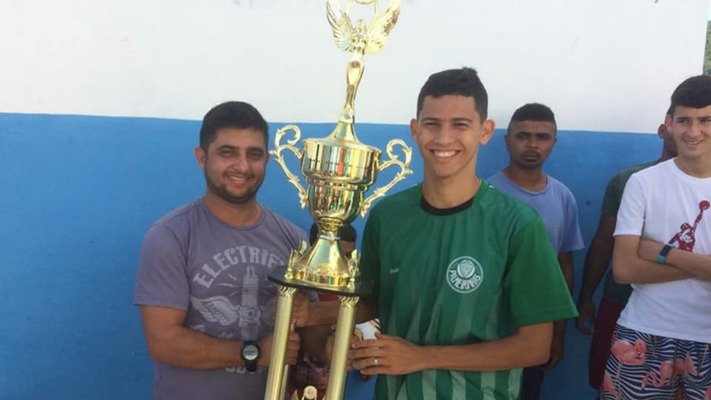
left=0, top=113, right=661, bottom=399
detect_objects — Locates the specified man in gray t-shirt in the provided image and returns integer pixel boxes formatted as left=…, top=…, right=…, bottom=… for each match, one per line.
left=134, top=101, right=316, bottom=400
left=487, top=103, right=584, bottom=400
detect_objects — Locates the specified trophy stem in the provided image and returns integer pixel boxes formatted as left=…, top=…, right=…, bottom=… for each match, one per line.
left=343, top=53, right=364, bottom=119
left=264, top=285, right=296, bottom=400
left=280, top=363, right=291, bottom=400
left=324, top=296, right=360, bottom=400
left=318, top=217, right=343, bottom=239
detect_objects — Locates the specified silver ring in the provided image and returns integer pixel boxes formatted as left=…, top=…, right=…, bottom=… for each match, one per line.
left=374, top=358, right=379, bottom=366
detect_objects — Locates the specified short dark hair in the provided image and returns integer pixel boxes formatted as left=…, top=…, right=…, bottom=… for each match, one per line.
left=670, top=75, right=711, bottom=116
left=510, top=103, right=556, bottom=124
left=507, top=103, right=556, bottom=134
left=309, top=223, right=357, bottom=245
left=199, top=101, right=269, bottom=151
left=416, top=67, right=488, bottom=120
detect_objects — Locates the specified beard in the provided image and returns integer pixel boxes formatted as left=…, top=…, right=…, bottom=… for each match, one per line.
left=515, top=151, right=543, bottom=169
left=204, top=170, right=264, bottom=205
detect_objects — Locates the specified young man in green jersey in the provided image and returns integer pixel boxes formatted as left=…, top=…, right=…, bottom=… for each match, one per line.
left=346, top=67, right=578, bottom=400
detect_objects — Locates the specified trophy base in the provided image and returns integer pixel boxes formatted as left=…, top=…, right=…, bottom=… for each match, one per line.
left=269, top=265, right=373, bottom=298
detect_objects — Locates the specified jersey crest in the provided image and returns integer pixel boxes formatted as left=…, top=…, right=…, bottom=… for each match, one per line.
left=446, top=256, right=484, bottom=294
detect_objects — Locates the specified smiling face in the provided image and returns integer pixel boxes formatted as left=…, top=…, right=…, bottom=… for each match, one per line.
left=195, top=127, right=269, bottom=207
left=410, top=95, right=494, bottom=185
left=505, top=120, right=557, bottom=170
left=666, top=105, right=711, bottom=166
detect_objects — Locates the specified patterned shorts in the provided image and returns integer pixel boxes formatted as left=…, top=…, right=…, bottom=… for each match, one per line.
left=599, top=325, right=711, bottom=400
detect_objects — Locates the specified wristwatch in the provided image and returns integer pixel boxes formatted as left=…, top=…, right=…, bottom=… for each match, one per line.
left=241, top=341, right=260, bottom=372
left=656, top=243, right=674, bottom=264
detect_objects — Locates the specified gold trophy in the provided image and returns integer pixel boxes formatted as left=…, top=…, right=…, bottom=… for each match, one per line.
left=264, top=1, right=411, bottom=399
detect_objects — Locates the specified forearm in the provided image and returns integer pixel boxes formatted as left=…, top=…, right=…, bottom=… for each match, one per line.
left=307, top=297, right=378, bottom=326
left=146, top=324, right=243, bottom=370
left=613, top=236, right=693, bottom=284
left=553, top=320, right=566, bottom=339
left=556, top=254, right=572, bottom=337
left=418, top=323, right=552, bottom=372
left=634, top=239, right=707, bottom=280
left=665, top=248, right=711, bottom=280
left=557, top=253, right=573, bottom=335
left=580, top=216, right=616, bottom=301
left=578, top=243, right=612, bottom=301
left=558, top=252, right=574, bottom=293
left=613, top=256, right=691, bottom=284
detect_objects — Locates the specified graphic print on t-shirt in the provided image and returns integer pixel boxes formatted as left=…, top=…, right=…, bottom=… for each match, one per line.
left=189, top=245, right=287, bottom=373
left=190, top=264, right=263, bottom=337
left=667, top=200, right=710, bottom=251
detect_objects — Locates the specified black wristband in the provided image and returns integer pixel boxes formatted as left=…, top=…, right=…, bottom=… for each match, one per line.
left=240, top=341, right=260, bottom=372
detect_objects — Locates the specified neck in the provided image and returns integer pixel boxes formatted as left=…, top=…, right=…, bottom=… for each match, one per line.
left=202, top=193, right=262, bottom=226
left=673, top=157, right=711, bottom=178
left=502, top=165, right=547, bottom=191
left=421, top=175, right=481, bottom=209
left=659, top=148, right=674, bottom=162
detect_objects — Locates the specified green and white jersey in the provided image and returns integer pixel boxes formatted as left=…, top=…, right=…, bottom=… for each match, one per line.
left=360, top=181, right=577, bottom=400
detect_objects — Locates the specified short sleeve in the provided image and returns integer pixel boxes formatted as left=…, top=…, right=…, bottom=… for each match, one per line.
left=505, top=218, right=578, bottom=327
left=600, top=174, right=625, bottom=217
left=560, top=193, right=585, bottom=252
left=133, top=224, right=190, bottom=310
left=614, top=174, right=646, bottom=237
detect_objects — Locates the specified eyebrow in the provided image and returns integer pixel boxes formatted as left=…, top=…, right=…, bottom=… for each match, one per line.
left=420, top=117, right=474, bottom=123
left=215, top=144, right=265, bottom=151
left=451, top=117, right=474, bottom=123
left=513, top=131, right=553, bottom=137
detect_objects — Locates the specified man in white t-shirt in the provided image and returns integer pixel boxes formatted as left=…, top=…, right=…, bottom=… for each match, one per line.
left=602, top=75, right=711, bottom=399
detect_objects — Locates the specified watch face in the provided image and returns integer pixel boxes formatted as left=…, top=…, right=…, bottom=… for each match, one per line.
left=243, top=344, right=259, bottom=361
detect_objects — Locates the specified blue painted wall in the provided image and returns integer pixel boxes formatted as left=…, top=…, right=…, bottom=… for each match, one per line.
left=0, top=113, right=662, bottom=399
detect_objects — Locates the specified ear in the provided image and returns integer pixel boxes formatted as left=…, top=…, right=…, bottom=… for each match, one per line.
left=194, top=146, right=206, bottom=170
left=664, top=114, right=673, bottom=132
left=657, top=123, right=667, bottom=140
left=479, top=119, right=496, bottom=145
left=409, top=118, right=418, bottom=140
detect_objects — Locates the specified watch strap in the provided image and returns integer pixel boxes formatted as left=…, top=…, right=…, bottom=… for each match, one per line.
left=656, top=243, right=674, bottom=264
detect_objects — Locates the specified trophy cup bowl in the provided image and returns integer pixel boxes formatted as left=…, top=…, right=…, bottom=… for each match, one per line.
left=269, top=126, right=411, bottom=296
left=293, top=137, right=379, bottom=290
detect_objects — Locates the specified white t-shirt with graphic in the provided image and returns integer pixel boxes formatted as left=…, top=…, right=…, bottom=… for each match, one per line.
left=134, top=198, right=307, bottom=400
left=614, top=159, right=711, bottom=343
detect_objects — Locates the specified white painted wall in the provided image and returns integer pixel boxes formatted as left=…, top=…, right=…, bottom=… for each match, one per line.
left=0, top=0, right=707, bottom=132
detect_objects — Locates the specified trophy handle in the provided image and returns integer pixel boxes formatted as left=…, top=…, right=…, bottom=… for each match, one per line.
left=359, top=139, right=413, bottom=217
left=270, top=125, right=309, bottom=208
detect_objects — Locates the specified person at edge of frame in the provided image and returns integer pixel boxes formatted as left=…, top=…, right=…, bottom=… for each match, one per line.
left=600, top=76, right=711, bottom=400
